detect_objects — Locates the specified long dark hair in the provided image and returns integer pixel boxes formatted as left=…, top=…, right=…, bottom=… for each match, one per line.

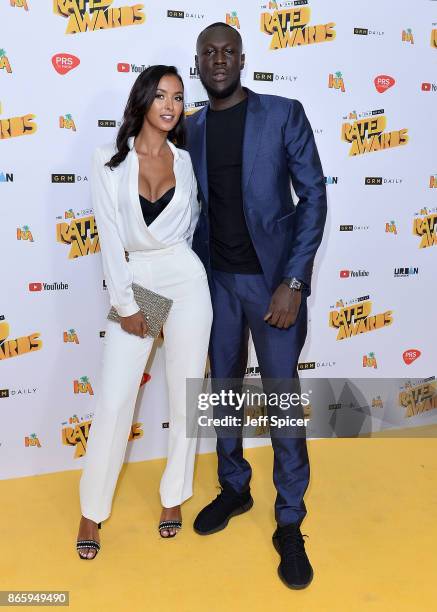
left=105, top=65, right=186, bottom=169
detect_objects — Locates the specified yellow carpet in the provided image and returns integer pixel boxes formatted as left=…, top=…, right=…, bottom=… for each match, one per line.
left=2, top=438, right=437, bottom=611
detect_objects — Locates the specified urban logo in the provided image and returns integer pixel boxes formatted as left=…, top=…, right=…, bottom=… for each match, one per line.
left=325, top=176, right=338, bottom=185
left=10, top=0, right=29, bottom=9
left=0, top=316, right=42, bottom=360
left=402, top=28, right=414, bottom=44
left=0, top=171, right=13, bottom=182
left=329, top=299, right=393, bottom=340
left=341, top=109, right=408, bottom=156
left=54, top=1, right=145, bottom=34
left=73, top=376, right=94, bottom=395
left=413, top=211, right=437, bottom=248
left=25, top=433, right=41, bottom=448
left=260, top=4, right=335, bottom=50
left=328, top=71, right=345, bottom=92
left=56, top=213, right=100, bottom=258
left=0, top=49, right=12, bottom=73
left=17, top=225, right=34, bottom=241
left=339, top=269, right=369, bottom=278
left=362, top=352, right=377, bottom=369
left=399, top=380, right=437, bottom=417
left=403, top=349, right=421, bottom=365
left=189, top=65, right=199, bottom=79
left=52, top=53, right=80, bottom=75
left=226, top=11, right=240, bottom=28
left=64, top=328, right=79, bottom=344
left=385, top=220, right=397, bottom=234
left=374, top=74, right=395, bottom=93
left=394, top=266, right=418, bottom=277
left=59, top=113, right=76, bottom=131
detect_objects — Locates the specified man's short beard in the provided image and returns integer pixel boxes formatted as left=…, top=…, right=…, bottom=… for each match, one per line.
left=199, top=72, right=241, bottom=100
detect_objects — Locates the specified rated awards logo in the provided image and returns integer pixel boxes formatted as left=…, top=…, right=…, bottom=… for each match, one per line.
left=54, top=0, right=145, bottom=34
left=399, top=380, right=437, bottom=417
left=56, top=210, right=100, bottom=258
left=62, top=414, right=143, bottom=458
left=0, top=49, right=12, bottom=73
left=0, top=316, right=42, bottom=360
left=0, top=103, right=37, bottom=140
left=328, top=71, right=345, bottom=92
left=10, top=0, right=29, bottom=10
left=59, top=113, right=76, bottom=130
left=260, top=2, right=335, bottom=50
left=341, top=109, right=408, bottom=156
left=413, top=209, right=437, bottom=248
left=329, top=297, right=393, bottom=341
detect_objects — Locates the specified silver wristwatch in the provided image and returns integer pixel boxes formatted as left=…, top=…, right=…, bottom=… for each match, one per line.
left=282, top=277, right=303, bottom=291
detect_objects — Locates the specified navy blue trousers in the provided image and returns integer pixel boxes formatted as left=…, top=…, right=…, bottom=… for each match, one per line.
left=208, top=270, right=310, bottom=526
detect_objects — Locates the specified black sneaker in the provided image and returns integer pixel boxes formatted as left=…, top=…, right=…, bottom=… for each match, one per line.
left=193, top=485, right=253, bottom=535
left=272, top=523, right=313, bottom=589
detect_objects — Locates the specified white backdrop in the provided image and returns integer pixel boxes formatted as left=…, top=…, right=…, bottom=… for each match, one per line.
left=1, top=0, right=436, bottom=479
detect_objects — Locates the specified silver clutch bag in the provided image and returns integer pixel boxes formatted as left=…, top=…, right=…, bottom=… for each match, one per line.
left=107, top=282, right=173, bottom=338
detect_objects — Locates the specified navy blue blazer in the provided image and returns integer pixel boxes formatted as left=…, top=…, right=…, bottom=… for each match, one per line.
left=185, top=88, right=327, bottom=295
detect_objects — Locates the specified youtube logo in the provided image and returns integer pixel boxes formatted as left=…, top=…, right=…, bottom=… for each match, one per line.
left=29, top=282, right=42, bottom=292
left=402, top=349, right=421, bottom=365
left=340, top=270, right=350, bottom=278
left=374, top=75, right=395, bottom=93
left=52, top=53, right=80, bottom=76
left=422, top=82, right=431, bottom=91
left=117, top=62, right=130, bottom=73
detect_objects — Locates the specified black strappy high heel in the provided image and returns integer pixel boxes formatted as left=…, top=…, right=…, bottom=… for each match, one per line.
left=158, top=519, right=182, bottom=538
left=76, top=522, right=102, bottom=559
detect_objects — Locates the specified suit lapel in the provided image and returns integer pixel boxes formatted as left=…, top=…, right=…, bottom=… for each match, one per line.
left=242, top=88, right=267, bottom=192
left=188, top=106, right=209, bottom=207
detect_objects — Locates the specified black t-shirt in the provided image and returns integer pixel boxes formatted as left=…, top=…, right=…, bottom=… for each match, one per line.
left=206, top=97, right=262, bottom=273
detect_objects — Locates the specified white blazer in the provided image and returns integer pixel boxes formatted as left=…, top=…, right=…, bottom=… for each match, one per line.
left=91, top=136, right=200, bottom=317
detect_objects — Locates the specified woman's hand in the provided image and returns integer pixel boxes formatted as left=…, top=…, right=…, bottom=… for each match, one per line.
left=120, top=310, right=149, bottom=338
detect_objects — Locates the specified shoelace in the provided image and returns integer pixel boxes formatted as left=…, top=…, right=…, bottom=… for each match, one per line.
left=280, top=530, right=309, bottom=560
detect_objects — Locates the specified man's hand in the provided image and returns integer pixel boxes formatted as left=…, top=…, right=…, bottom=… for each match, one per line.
left=264, top=284, right=302, bottom=329
left=120, top=310, right=149, bottom=338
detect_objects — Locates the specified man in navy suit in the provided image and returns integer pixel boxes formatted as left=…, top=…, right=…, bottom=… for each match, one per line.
left=186, top=22, right=327, bottom=589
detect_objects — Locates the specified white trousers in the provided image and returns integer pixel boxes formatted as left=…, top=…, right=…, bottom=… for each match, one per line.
left=80, top=241, right=212, bottom=523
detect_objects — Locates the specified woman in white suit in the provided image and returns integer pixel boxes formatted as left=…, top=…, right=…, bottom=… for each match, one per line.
left=76, top=65, right=212, bottom=559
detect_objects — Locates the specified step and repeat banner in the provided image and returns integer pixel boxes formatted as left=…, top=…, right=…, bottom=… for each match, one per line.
left=1, top=0, right=436, bottom=479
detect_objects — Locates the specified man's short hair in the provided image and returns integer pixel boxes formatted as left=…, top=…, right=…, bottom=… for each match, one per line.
left=196, top=22, right=243, bottom=52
